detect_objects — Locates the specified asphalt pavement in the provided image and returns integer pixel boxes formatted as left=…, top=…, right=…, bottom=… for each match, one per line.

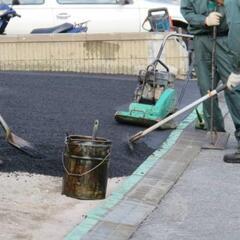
left=0, top=71, right=199, bottom=177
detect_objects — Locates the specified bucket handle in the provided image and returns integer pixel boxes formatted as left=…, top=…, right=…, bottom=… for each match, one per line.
left=62, top=152, right=110, bottom=177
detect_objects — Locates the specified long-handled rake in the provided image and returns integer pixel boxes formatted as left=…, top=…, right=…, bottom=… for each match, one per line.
left=128, top=84, right=227, bottom=150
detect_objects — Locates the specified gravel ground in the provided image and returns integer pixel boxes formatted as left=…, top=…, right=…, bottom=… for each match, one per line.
left=0, top=172, right=125, bottom=240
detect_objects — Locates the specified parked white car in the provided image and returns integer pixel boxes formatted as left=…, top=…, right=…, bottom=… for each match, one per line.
left=1, top=0, right=187, bottom=34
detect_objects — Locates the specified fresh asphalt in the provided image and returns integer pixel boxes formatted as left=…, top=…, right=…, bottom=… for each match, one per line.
left=0, top=72, right=200, bottom=177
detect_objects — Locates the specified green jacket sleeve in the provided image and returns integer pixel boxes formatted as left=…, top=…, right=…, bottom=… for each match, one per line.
left=228, top=27, right=240, bottom=73
left=180, top=0, right=211, bottom=34
left=180, top=0, right=206, bottom=27
left=225, top=0, right=240, bottom=72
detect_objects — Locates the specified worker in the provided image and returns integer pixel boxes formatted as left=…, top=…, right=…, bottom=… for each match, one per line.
left=221, top=0, right=240, bottom=163
left=180, top=0, right=240, bottom=153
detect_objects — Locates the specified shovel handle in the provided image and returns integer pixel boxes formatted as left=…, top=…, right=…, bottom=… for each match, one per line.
left=0, top=114, right=11, bottom=138
left=92, top=119, right=99, bottom=140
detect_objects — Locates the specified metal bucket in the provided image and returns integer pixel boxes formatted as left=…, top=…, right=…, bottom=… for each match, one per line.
left=62, top=135, right=111, bottom=200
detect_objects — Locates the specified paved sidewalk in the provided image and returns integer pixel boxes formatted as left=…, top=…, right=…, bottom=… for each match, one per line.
left=130, top=112, right=240, bottom=240
left=66, top=94, right=240, bottom=240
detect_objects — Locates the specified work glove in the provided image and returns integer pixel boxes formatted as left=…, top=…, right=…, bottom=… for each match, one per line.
left=205, top=12, right=222, bottom=26
left=227, top=72, right=240, bottom=90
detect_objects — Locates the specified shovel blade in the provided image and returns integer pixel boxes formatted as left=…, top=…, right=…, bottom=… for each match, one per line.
left=202, top=131, right=230, bottom=150
left=7, top=132, right=43, bottom=158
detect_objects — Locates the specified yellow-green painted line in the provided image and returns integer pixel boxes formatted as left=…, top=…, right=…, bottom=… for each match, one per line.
left=65, top=108, right=198, bottom=240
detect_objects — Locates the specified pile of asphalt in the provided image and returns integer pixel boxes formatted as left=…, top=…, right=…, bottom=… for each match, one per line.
left=0, top=72, right=199, bottom=177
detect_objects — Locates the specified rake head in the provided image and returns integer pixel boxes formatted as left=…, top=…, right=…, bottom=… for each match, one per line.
left=127, top=131, right=144, bottom=151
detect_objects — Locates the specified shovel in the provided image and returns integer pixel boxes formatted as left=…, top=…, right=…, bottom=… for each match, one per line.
left=92, top=119, right=99, bottom=140
left=128, top=84, right=227, bottom=149
left=0, top=114, right=42, bottom=158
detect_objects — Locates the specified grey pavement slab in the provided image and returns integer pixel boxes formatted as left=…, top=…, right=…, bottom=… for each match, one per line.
left=130, top=113, right=240, bottom=240
left=79, top=92, right=240, bottom=240
left=80, top=118, right=207, bottom=240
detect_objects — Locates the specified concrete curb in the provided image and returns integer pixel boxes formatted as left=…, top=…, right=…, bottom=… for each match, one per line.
left=65, top=108, right=205, bottom=240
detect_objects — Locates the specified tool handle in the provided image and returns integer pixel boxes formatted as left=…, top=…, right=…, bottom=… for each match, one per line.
left=92, top=119, right=99, bottom=140
left=0, top=114, right=11, bottom=139
left=210, top=24, right=217, bottom=139
left=156, top=32, right=194, bottom=61
left=140, top=86, right=225, bottom=137
left=0, top=114, right=10, bottom=132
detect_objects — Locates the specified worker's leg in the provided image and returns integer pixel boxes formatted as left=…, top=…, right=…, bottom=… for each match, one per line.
left=215, top=37, right=240, bottom=135
left=215, top=37, right=240, bottom=162
left=193, top=35, right=225, bottom=131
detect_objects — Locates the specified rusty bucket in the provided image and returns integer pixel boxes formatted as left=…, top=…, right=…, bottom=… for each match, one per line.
left=62, top=135, right=111, bottom=200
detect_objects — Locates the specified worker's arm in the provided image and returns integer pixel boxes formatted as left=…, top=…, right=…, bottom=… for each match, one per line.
left=228, top=33, right=240, bottom=83
left=224, top=0, right=240, bottom=73
left=228, top=21, right=240, bottom=73
left=180, top=0, right=206, bottom=27
left=180, top=0, right=221, bottom=35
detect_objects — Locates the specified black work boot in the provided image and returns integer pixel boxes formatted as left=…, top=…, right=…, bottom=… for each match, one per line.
left=224, top=152, right=240, bottom=163
left=223, top=140, right=240, bottom=163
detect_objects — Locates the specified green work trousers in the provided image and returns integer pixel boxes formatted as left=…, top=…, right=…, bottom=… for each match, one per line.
left=193, top=34, right=240, bottom=138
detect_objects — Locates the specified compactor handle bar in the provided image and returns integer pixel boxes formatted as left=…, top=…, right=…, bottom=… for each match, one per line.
left=154, top=32, right=194, bottom=63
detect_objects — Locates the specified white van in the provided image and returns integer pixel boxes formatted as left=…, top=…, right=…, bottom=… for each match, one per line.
left=2, top=0, right=187, bottom=34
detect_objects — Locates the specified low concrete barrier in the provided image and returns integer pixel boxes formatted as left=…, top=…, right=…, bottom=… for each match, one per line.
left=0, top=32, right=188, bottom=78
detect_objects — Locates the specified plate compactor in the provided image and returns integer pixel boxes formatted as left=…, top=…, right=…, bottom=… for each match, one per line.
left=115, top=59, right=177, bottom=129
